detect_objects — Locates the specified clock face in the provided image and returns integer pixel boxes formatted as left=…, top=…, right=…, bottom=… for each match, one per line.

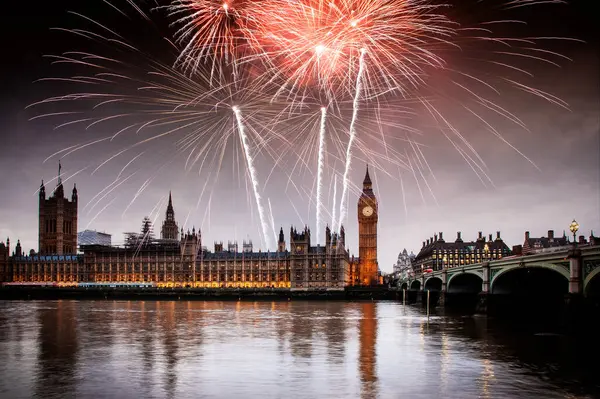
left=362, top=206, right=374, bottom=217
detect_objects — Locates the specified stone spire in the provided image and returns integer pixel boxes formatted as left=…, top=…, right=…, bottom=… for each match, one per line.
left=54, top=161, right=64, bottom=198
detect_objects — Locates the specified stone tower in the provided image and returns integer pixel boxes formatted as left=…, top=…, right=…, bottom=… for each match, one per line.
left=277, top=227, right=286, bottom=252
left=161, top=191, right=179, bottom=240
left=39, top=161, right=78, bottom=254
left=357, top=165, right=378, bottom=285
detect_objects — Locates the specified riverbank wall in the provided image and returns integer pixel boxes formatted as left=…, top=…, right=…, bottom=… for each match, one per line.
left=0, top=286, right=398, bottom=301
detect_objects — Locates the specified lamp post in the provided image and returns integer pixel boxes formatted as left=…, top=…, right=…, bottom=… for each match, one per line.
left=442, top=255, right=447, bottom=270
left=569, top=219, right=579, bottom=247
left=484, top=243, right=490, bottom=262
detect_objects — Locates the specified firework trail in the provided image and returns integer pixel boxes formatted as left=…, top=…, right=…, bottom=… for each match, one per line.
left=337, top=48, right=366, bottom=233
left=233, top=106, right=272, bottom=250
left=268, top=197, right=277, bottom=247
left=315, top=106, right=327, bottom=244
left=330, top=173, right=338, bottom=244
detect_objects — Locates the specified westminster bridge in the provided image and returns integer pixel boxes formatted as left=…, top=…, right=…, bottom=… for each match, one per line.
left=398, top=244, right=600, bottom=316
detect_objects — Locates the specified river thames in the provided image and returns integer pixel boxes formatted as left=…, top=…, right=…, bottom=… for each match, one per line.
left=0, top=300, right=597, bottom=399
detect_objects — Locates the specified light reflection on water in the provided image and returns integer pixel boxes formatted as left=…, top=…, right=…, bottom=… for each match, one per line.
left=0, top=300, right=596, bottom=399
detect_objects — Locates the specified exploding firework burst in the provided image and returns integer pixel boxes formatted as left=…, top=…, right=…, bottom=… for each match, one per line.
left=28, top=0, right=579, bottom=246
left=166, top=0, right=264, bottom=79
left=253, top=0, right=455, bottom=103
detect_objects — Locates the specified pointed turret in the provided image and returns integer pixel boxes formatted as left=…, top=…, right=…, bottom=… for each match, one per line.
left=15, top=240, right=22, bottom=257
left=161, top=191, right=179, bottom=240
left=39, top=180, right=46, bottom=199
left=72, top=183, right=78, bottom=202
left=364, top=164, right=372, bottom=186
left=361, top=164, right=374, bottom=197
left=54, top=161, right=64, bottom=198
left=278, top=227, right=286, bottom=252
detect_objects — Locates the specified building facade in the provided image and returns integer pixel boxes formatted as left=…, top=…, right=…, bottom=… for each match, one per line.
left=522, top=229, right=598, bottom=255
left=79, top=224, right=351, bottom=289
left=39, top=162, right=78, bottom=255
left=357, top=167, right=379, bottom=285
left=8, top=254, right=83, bottom=283
left=413, top=231, right=512, bottom=274
left=2, top=169, right=380, bottom=288
left=393, top=249, right=415, bottom=280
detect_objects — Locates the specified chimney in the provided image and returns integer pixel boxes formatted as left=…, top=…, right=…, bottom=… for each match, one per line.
left=488, top=234, right=493, bottom=242
left=426, top=239, right=430, bottom=245
left=434, top=234, right=438, bottom=241
left=548, top=230, right=554, bottom=240
left=422, top=241, right=426, bottom=248
left=456, top=232, right=461, bottom=241
left=496, top=231, right=501, bottom=240
left=525, top=231, right=530, bottom=240
left=512, top=245, right=523, bottom=256
left=478, top=231, right=483, bottom=240
left=579, top=235, right=586, bottom=244
left=439, top=232, right=444, bottom=241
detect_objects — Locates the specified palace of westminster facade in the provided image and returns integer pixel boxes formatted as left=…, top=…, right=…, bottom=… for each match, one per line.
left=0, top=165, right=381, bottom=288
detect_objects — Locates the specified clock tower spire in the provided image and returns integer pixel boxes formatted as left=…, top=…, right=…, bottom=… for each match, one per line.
left=358, top=165, right=378, bottom=285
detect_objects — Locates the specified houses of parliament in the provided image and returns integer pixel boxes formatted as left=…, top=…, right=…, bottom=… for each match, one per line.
left=0, top=164, right=381, bottom=288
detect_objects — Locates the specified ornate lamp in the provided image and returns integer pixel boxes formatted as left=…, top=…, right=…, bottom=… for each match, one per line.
left=569, top=219, right=579, bottom=245
left=442, top=255, right=448, bottom=270
left=484, top=243, right=490, bottom=261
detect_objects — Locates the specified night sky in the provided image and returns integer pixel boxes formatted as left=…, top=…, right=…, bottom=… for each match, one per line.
left=1, top=0, right=598, bottom=271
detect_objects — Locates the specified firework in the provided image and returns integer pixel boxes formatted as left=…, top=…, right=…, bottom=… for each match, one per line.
left=166, top=0, right=263, bottom=79
left=337, top=48, right=366, bottom=233
left=315, top=106, right=327, bottom=244
left=234, top=105, right=273, bottom=250
left=254, top=0, right=455, bottom=103
left=29, top=0, right=578, bottom=247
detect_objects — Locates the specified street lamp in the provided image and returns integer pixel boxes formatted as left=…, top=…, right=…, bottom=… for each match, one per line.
left=442, top=255, right=447, bottom=270
left=569, top=219, right=579, bottom=246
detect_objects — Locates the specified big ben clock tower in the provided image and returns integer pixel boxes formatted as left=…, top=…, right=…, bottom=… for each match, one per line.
left=358, top=165, right=378, bottom=285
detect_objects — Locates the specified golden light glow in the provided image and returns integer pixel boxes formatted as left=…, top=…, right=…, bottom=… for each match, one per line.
left=569, top=219, right=579, bottom=234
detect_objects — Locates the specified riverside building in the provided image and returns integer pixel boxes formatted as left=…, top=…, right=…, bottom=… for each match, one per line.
left=1, top=165, right=382, bottom=288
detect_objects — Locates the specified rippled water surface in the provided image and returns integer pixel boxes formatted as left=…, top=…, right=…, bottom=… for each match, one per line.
left=0, top=300, right=597, bottom=399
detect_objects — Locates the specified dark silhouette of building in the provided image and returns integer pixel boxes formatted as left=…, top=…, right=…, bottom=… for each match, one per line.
left=38, top=162, right=78, bottom=255
left=0, top=238, right=9, bottom=282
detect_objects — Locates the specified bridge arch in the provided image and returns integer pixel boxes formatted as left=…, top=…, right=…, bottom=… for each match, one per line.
left=424, top=277, right=443, bottom=292
left=447, top=272, right=483, bottom=294
left=399, top=282, right=408, bottom=291
left=490, top=263, right=569, bottom=317
left=490, top=263, right=569, bottom=294
left=584, top=265, right=600, bottom=297
left=410, top=280, right=421, bottom=290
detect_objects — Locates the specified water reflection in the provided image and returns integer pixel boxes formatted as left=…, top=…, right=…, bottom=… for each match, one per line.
left=358, top=303, right=378, bottom=399
left=289, top=302, right=314, bottom=360
left=0, top=301, right=597, bottom=399
left=162, top=302, right=178, bottom=398
left=36, top=301, right=78, bottom=399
